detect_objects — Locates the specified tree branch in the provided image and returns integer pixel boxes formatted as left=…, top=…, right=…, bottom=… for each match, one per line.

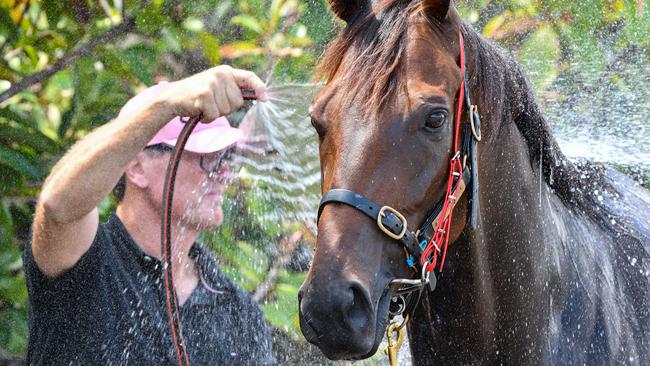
left=0, top=17, right=136, bottom=104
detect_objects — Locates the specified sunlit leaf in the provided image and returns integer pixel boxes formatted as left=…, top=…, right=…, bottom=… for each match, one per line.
left=231, top=14, right=264, bottom=34
left=198, top=31, right=222, bottom=65
left=135, top=2, right=167, bottom=34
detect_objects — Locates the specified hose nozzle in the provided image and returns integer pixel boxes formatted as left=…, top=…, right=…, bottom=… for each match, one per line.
left=240, top=89, right=257, bottom=100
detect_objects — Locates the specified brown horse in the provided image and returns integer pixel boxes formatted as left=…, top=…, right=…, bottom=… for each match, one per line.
left=298, top=0, right=650, bottom=364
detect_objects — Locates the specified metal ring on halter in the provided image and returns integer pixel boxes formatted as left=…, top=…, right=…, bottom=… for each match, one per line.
left=470, top=105, right=482, bottom=141
left=421, top=261, right=430, bottom=284
left=389, top=295, right=407, bottom=317
left=394, top=261, right=431, bottom=331
left=396, top=314, right=411, bottom=331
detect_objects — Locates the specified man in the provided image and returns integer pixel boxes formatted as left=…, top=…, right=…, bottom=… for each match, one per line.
left=24, top=66, right=276, bottom=365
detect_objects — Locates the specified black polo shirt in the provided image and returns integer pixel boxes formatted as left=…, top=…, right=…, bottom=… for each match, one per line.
left=24, top=213, right=275, bottom=365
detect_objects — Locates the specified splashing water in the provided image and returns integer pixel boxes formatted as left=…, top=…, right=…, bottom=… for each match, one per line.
left=235, top=83, right=323, bottom=229
left=537, top=58, right=650, bottom=185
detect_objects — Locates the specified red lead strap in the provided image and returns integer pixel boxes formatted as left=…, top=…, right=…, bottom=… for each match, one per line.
left=420, top=31, right=466, bottom=273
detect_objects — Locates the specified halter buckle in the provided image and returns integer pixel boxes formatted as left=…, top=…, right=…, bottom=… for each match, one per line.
left=377, top=206, right=408, bottom=240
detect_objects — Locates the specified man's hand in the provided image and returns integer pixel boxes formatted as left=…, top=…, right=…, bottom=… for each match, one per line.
left=156, top=65, right=267, bottom=123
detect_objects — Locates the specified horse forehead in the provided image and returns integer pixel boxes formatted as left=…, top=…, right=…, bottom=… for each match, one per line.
left=404, top=21, right=461, bottom=85
left=407, top=79, right=452, bottom=100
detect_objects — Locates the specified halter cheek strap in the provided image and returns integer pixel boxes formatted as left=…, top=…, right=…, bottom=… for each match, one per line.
left=318, top=189, right=424, bottom=261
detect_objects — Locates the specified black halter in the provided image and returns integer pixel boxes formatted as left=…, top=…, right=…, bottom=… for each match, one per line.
left=316, top=34, right=481, bottom=318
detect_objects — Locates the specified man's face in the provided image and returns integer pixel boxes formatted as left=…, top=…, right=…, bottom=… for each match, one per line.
left=142, top=147, right=233, bottom=231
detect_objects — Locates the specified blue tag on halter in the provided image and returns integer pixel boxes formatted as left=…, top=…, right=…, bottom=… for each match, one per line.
left=406, top=255, right=415, bottom=268
left=419, top=240, right=428, bottom=251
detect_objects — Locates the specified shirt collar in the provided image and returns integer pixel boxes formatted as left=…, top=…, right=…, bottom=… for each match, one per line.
left=107, top=213, right=234, bottom=294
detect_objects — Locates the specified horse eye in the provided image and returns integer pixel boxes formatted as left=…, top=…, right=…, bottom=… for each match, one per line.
left=425, top=110, right=448, bottom=130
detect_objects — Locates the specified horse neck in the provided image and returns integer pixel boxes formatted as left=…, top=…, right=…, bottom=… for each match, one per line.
left=409, top=27, right=594, bottom=363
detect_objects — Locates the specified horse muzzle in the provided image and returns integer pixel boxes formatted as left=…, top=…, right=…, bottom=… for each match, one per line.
left=298, top=276, right=391, bottom=360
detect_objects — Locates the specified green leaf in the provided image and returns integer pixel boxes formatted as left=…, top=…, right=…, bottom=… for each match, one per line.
left=0, top=307, right=28, bottom=354
left=58, top=98, right=76, bottom=138
left=570, top=0, right=606, bottom=30
left=231, top=15, right=263, bottom=34
left=43, top=1, right=64, bottom=28
left=0, top=147, right=43, bottom=180
left=122, top=45, right=157, bottom=85
left=0, top=6, right=19, bottom=44
left=198, top=31, right=222, bottom=65
left=0, top=166, right=23, bottom=195
left=0, top=269, right=26, bottom=305
left=0, top=107, right=38, bottom=130
left=0, top=121, right=59, bottom=154
left=0, top=62, right=16, bottom=83
left=136, top=2, right=167, bottom=34
left=623, top=1, right=650, bottom=47
left=560, top=25, right=605, bottom=80
left=0, top=204, right=14, bottom=247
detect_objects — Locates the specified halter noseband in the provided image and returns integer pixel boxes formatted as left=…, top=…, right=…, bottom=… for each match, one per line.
left=316, top=31, right=481, bottom=320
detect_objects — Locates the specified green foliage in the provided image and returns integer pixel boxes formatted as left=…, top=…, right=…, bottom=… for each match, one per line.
left=459, top=0, right=645, bottom=93
left=0, top=203, right=28, bottom=355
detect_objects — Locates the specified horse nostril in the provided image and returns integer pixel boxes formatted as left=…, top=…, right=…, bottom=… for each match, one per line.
left=346, top=283, right=371, bottom=330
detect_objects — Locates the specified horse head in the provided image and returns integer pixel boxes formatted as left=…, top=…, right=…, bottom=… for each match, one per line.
left=298, top=0, right=475, bottom=359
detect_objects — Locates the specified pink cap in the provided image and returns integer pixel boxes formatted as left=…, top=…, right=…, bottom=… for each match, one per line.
left=118, top=82, right=243, bottom=154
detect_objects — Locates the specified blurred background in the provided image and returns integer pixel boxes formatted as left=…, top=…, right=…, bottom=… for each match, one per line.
left=0, top=0, right=648, bottom=364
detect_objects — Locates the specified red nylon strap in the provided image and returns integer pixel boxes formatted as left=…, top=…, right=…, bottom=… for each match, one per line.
left=420, top=31, right=465, bottom=273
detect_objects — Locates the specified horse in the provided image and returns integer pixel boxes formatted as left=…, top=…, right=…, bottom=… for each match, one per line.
left=297, top=0, right=650, bottom=364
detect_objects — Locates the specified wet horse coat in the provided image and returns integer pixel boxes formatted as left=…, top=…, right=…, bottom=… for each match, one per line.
left=298, top=0, right=650, bottom=364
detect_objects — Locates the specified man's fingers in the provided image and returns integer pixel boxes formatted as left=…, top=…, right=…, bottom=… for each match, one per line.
left=212, top=79, right=230, bottom=119
left=195, top=90, right=220, bottom=123
left=225, top=79, right=244, bottom=112
left=169, top=65, right=265, bottom=123
left=231, top=69, right=268, bottom=102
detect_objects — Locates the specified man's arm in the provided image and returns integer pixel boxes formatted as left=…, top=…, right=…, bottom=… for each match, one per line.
left=32, top=66, right=266, bottom=277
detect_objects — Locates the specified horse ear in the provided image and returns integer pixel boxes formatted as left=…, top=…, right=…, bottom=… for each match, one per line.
left=422, top=0, right=451, bottom=22
left=328, top=0, right=366, bottom=22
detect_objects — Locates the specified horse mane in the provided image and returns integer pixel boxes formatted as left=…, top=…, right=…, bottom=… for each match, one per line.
left=459, top=28, right=611, bottom=221
left=317, top=0, right=614, bottom=224
left=317, top=0, right=417, bottom=113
